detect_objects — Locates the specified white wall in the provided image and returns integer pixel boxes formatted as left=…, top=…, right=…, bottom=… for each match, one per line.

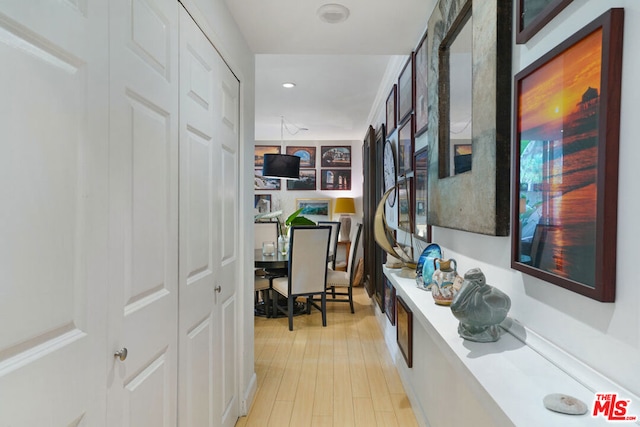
left=374, top=0, right=640, bottom=398
left=255, top=140, right=363, bottom=223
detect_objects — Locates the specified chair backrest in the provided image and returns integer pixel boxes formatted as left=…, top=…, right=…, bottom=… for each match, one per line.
left=317, top=220, right=340, bottom=267
left=254, top=221, right=279, bottom=249
left=347, top=223, right=364, bottom=283
left=288, top=225, right=331, bottom=295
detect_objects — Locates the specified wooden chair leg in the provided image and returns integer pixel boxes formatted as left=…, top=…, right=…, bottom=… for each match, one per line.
left=348, top=287, right=354, bottom=313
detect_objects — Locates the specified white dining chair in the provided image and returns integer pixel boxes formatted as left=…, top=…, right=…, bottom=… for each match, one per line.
left=325, top=223, right=363, bottom=313
left=271, top=225, right=331, bottom=330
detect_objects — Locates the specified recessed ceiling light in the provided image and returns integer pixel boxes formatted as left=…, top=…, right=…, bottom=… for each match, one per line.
left=282, top=82, right=296, bottom=88
left=317, top=3, right=350, bottom=24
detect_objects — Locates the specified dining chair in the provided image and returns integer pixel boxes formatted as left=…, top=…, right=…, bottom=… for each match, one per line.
left=317, top=220, right=340, bottom=269
left=325, top=222, right=363, bottom=313
left=271, top=225, right=332, bottom=331
left=254, top=221, right=279, bottom=317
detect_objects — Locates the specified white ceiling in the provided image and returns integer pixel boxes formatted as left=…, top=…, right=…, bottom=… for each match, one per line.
left=223, top=0, right=436, bottom=141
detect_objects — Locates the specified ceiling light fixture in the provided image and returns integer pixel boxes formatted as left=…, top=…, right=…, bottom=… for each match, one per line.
left=317, top=3, right=350, bottom=24
left=262, top=116, right=307, bottom=179
left=282, top=82, right=296, bottom=88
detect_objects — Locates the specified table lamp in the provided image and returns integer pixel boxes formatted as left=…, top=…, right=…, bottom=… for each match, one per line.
left=334, top=197, right=356, bottom=241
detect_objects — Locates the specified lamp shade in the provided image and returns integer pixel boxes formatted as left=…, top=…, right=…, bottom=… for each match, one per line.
left=334, top=197, right=356, bottom=214
left=262, top=153, right=300, bottom=179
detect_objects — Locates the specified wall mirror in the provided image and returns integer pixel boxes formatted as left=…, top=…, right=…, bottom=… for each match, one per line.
left=439, top=4, right=473, bottom=178
left=427, top=0, right=512, bottom=236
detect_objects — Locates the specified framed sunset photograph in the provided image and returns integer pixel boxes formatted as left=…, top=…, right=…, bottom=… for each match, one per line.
left=254, top=145, right=280, bottom=167
left=511, top=9, right=623, bottom=302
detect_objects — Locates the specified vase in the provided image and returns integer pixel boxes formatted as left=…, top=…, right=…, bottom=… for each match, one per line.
left=431, top=258, right=462, bottom=306
left=277, top=234, right=289, bottom=256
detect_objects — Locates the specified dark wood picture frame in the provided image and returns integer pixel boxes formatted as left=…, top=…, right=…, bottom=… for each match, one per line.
left=254, top=145, right=281, bottom=167
left=397, top=54, right=414, bottom=126
left=398, top=177, right=412, bottom=233
left=511, top=9, right=623, bottom=302
left=254, top=194, right=272, bottom=213
left=396, top=296, right=413, bottom=368
left=286, top=146, right=316, bottom=168
left=321, top=145, right=351, bottom=168
left=413, top=147, right=431, bottom=242
left=286, top=169, right=317, bottom=191
left=384, top=278, right=396, bottom=325
left=414, top=30, right=429, bottom=136
left=398, top=114, right=414, bottom=177
left=516, top=0, right=573, bottom=44
left=386, top=84, right=397, bottom=135
left=320, top=169, right=351, bottom=191
left=254, top=168, right=281, bottom=190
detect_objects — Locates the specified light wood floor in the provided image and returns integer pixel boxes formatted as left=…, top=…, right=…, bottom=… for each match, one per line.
left=235, top=286, right=419, bottom=427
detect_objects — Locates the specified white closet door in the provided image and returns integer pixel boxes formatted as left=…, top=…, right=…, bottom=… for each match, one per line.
left=0, top=1, right=109, bottom=425
left=178, top=8, right=240, bottom=427
left=106, top=0, right=179, bottom=425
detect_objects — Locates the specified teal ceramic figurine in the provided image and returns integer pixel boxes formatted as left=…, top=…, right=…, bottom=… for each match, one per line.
left=450, top=268, right=511, bottom=342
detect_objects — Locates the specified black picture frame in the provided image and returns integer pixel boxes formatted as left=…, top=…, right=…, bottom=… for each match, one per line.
left=320, top=169, right=351, bottom=191
left=397, top=54, right=414, bottom=126
left=384, top=278, right=396, bottom=325
left=396, top=296, right=413, bottom=368
left=413, top=147, right=431, bottom=242
left=321, top=145, right=351, bottom=168
left=398, top=115, right=414, bottom=177
left=414, top=30, right=429, bottom=136
left=286, top=169, right=316, bottom=191
left=386, top=84, right=397, bottom=135
left=286, top=146, right=316, bottom=168
left=511, top=9, right=623, bottom=302
left=254, top=168, right=281, bottom=190
left=516, top=0, right=573, bottom=44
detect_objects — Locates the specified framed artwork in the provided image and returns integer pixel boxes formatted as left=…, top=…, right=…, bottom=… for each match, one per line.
left=511, top=9, right=623, bottom=302
left=320, top=169, right=351, bottom=191
left=414, top=147, right=430, bottom=242
left=296, top=198, right=331, bottom=222
left=254, top=194, right=271, bottom=213
left=254, top=145, right=281, bottom=167
left=397, top=54, right=414, bottom=125
left=384, top=278, right=396, bottom=325
left=286, top=146, right=316, bottom=168
left=414, top=30, right=429, bottom=136
left=383, top=138, right=397, bottom=207
left=321, top=146, right=351, bottom=168
left=286, top=169, right=317, bottom=191
left=427, top=0, right=512, bottom=236
left=254, top=168, right=281, bottom=190
left=453, top=143, right=472, bottom=175
left=397, top=178, right=412, bottom=233
left=396, top=296, right=413, bottom=368
left=398, top=115, right=414, bottom=176
left=386, top=84, right=397, bottom=135
left=516, top=0, right=573, bottom=44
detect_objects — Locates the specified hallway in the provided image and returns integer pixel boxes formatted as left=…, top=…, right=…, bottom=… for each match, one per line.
left=236, top=286, right=419, bottom=426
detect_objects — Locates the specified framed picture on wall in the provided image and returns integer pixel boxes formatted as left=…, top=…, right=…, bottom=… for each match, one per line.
left=286, top=169, right=317, bottom=190
left=396, top=296, right=413, bottom=368
left=321, top=146, right=351, bottom=168
left=254, top=194, right=272, bottom=213
left=414, top=30, right=429, bottom=136
left=286, top=146, right=316, bottom=168
left=254, top=168, right=281, bottom=190
left=386, top=84, right=397, bottom=135
left=254, top=145, right=281, bottom=167
left=511, top=9, right=623, bottom=302
left=320, top=169, right=351, bottom=191
left=397, top=177, right=412, bottom=233
left=413, top=147, right=430, bottom=242
left=296, top=198, right=331, bottom=222
left=397, top=54, right=414, bottom=125
left=398, top=114, right=414, bottom=176
left=384, top=278, right=396, bottom=325
left=516, top=0, right=574, bottom=44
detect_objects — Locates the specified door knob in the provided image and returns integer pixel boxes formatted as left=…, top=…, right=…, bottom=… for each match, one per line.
left=214, top=285, right=221, bottom=293
left=114, top=347, right=128, bottom=361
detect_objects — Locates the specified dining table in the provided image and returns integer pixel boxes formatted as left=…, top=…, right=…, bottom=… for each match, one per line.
left=253, top=249, right=334, bottom=317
